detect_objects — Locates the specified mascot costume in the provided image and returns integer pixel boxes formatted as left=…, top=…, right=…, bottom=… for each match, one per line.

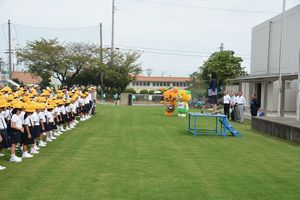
left=176, top=90, right=192, bottom=117
left=161, top=87, right=178, bottom=116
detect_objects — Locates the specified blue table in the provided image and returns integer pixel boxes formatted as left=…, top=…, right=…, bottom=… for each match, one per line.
left=188, top=112, right=227, bottom=137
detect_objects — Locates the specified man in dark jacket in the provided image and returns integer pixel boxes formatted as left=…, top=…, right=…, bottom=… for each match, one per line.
left=250, top=94, right=260, bottom=117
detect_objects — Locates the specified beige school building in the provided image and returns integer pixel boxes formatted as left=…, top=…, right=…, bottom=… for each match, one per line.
left=227, top=5, right=300, bottom=116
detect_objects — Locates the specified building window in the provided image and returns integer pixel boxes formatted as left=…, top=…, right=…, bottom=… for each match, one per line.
left=167, top=82, right=170, bottom=86
left=147, top=82, right=150, bottom=86
left=285, top=81, right=292, bottom=90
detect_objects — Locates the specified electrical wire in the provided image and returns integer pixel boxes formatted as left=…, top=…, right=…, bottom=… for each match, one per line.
left=12, top=23, right=99, bottom=30
left=118, top=9, right=250, bottom=26
left=137, top=0, right=278, bottom=14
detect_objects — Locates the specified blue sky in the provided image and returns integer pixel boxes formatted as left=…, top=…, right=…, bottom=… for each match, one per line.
left=0, top=0, right=299, bottom=76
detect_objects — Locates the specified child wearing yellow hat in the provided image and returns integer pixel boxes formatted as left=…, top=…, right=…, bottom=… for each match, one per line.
left=37, top=104, right=47, bottom=147
left=22, top=105, right=36, bottom=158
left=9, top=103, right=24, bottom=163
left=0, top=100, right=9, bottom=170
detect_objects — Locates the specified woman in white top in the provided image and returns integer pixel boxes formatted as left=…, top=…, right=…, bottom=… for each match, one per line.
left=223, top=91, right=231, bottom=118
left=10, top=104, right=24, bottom=163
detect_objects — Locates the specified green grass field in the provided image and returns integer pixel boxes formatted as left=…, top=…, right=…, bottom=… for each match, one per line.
left=1, top=105, right=300, bottom=200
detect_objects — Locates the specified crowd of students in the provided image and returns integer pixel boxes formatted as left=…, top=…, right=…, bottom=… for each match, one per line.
left=0, top=85, right=97, bottom=170
left=223, top=91, right=247, bottom=123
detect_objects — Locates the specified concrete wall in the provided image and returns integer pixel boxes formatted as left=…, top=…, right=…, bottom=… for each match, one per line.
left=251, top=5, right=300, bottom=75
left=252, top=117, right=300, bottom=144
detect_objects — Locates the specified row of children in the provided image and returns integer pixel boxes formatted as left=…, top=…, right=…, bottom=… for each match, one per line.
left=0, top=86, right=97, bottom=170
left=223, top=91, right=246, bottom=123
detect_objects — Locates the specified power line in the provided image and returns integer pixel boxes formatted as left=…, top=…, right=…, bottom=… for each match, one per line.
left=138, top=0, right=278, bottom=14
left=12, top=23, right=99, bottom=30
left=118, top=9, right=250, bottom=26
left=116, top=45, right=250, bottom=59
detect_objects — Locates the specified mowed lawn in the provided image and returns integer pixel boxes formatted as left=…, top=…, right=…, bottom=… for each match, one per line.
left=1, top=105, right=300, bottom=200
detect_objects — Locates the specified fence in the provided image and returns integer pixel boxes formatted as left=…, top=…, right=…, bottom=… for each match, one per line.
left=132, top=94, right=163, bottom=105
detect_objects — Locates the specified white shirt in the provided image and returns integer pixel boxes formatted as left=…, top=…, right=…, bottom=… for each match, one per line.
left=78, top=98, right=85, bottom=105
left=38, top=112, right=46, bottom=123
left=20, top=111, right=25, bottom=125
left=223, top=95, right=231, bottom=104
left=24, top=115, right=34, bottom=127
left=31, top=112, right=40, bottom=126
left=237, top=96, right=246, bottom=105
left=46, top=110, right=54, bottom=123
left=61, top=106, right=66, bottom=115
left=11, top=114, right=23, bottom=129
left=5, top=109, right=12, bottom=121
left=0, top=113, right=7, bottom=130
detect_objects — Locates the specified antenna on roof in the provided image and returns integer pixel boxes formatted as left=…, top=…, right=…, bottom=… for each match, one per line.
left=146, top=68, right=153, bottom=77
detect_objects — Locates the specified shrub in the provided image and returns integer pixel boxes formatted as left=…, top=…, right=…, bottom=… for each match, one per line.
left=139, top=89, right=149, bottom=94
left=149, top=90, right=155, bottom=94
left=124, top=88, right=136, bottom=94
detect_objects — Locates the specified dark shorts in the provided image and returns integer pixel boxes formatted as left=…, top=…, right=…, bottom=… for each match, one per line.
left=33, top=125, right=41, bottom=138
left=9, top=129, right=22, bottom=144
left=22, top=126, right=34, bottom=145
left=0, top=130, right=12, bottom=148
left=62, top=114, right=67, bottom=123
left=208, top=95, right=218, bottom=104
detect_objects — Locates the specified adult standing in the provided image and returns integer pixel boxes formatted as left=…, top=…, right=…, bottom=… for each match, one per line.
left=223, top=91, right=231, bottom=118
left=250, top=94, right=260, bottom=117
left=237, top=91, right=246, bottom=123
left=208, top=72, right=218, bottom=113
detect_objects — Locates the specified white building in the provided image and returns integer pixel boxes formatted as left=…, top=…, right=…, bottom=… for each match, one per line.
left=228, top=4, right=300, bottom=116
left=128, top=75, right=192, bottom=93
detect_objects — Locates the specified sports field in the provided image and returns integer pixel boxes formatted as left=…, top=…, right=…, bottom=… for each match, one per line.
left=1, top=105, right=300, bottom=200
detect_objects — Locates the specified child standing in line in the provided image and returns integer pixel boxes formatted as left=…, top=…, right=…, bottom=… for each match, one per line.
left=10, top=104, right=24, bottom=163
left=0, top=100, right=8, bottom=170
left=37, top=104, right=47, bottom=147
left=31, top=105, right=41, bottom=152
left=22, top=105, right=36, bottom=158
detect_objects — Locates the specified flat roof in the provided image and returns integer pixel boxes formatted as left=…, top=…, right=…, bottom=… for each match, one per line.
left=133, top=75, right=192, bottom=82
left=229, top=73, right=298, bottom=83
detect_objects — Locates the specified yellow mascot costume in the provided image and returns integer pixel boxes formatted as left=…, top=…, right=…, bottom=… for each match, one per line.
left=176, top=90, right=192, bottom=117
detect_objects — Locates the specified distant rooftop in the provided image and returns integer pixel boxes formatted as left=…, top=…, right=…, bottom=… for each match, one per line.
left=133, top=75, right=192, bottom=82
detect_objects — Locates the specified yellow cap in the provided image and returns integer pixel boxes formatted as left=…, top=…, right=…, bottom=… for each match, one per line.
left=0, top=100, right=8, bottom=108
left=24, top=104, right=36, bottom=113
left=1, top=86, right=11, bottom=92
left=12, top=103, right=23, bottom=109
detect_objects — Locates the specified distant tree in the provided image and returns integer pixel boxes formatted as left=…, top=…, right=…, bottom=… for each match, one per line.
left=199, top=50, right=247, bottom=88
left=139, top=89, right=149, bottom=94
left=18, top=38, right=97, bottom=88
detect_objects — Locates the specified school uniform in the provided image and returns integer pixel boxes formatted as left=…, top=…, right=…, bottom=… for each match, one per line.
left=78, top=97, right=85, bottom=113
left=0, top=112, right=11, bottom=148
left=22, top=115, right=35, bottom=145
left=10, top=114, right=23, bottom=144
left=38, top=111, right=46, bottom=133
left=32, top=112, right=41, bottom=139
left=46, top=110, right=55, bottom=130
left=5, top=109, right=12, bottom=134
left=61, top=105, right=67, bottom=123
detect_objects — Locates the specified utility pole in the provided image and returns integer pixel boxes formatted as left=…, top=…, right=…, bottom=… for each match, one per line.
left=111, top=0, right=115, bottom=51
left=220, top=43, right=224, bottom=52
left=100, top=22, right=103, bottom=63
left=8, top=19, right=12, bottom=79
left=297, top=49, right=300, bottom=121
left=146, top=68, right=153, bottom=77
left=277, top=0, right=286, bottom=118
